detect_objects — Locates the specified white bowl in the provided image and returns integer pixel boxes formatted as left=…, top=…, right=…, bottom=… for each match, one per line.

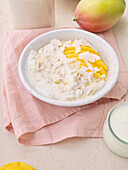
left=18, top=29, right=119, bottom=107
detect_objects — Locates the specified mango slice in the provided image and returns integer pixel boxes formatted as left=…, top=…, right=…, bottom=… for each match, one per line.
left=64, top=43, right=108, bottom=79
left=0, top=162, right=36, bottom=170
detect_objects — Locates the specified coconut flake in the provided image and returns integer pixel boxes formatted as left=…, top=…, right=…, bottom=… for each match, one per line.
left=71, top=40, right=81, bottom=53
left=43, top=44, right=57, bottom=56
left=78, top=67, right=93, bottom=83
left=59, top=45, right=65, bottom=53
left=79, top=51, right=100, bottom=63
left=57, top=51, right=68, bottom=62
left=78, top=67, right=88, bottom=77
left=72, top=39, right=78, bottom=47
left=64, top=40, right=72, bottom=47
left=50, top=39, right=62, bottom=46
left=86, top=60, right=93, bottom=70
left=78, top=39, right=91, bottom=46
left=72, top=39, right=96, bottom=50
left=93, top=67, right=100, bottom=73
left=72, top=39, right=88, bottom=47
left=75, top=45, right=81, bottom=53
left=78, top=39, right=98, bottom=51
left=74, top=61, right=81, bottom=70
left=88, top=72, right=93, bottom=83
left=101, top=74, right=106, bottom=78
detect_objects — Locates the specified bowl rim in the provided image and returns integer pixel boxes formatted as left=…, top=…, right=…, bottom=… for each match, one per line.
left=107, top=101, right=128, bottom=145
left=18, top=28, right=119, bottom=107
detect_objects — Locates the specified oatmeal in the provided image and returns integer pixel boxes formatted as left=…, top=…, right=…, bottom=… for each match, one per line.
left=26, top=39, right=108, bottom=101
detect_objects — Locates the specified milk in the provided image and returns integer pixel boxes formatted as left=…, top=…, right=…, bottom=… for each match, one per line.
left=111, top=105, right=128, bottom=142
left=8, top=0, right=55, bottom=29
left=103, top=102, right=128, bottom=158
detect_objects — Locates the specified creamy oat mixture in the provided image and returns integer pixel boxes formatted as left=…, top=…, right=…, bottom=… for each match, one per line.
left=26, top=39, right=108, bottom=101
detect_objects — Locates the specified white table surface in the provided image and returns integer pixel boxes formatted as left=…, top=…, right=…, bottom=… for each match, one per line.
left=0, top=0, right=128, bottom=169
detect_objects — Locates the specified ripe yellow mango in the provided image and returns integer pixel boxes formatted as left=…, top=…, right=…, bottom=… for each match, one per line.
left=0, top=162, right=36, bottom=170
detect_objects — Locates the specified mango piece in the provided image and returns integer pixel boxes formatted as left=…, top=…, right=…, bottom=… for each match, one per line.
left=64, top=50, right=76, bottom=55
left=0, top=163, right=12, bottom=170
left=80, top=60, right=87, bottom=67
left=98, top=68, right=107, bottom=76
left=0, top=162, right=36, bottom=170
left=20, top=162, right=35, bottom=170
left=95, top=59, right=108, bottom=71
left=64, top=47, right=75, bottom=51
left=81, top=46, right=99, bottom=55
left=63, top=43, right=108, bottom=79
left=74, top=0, right=126, bottom=32
left=64, top=45, right=99, bottom=55
left=65, top=54, right=78, bottom=59
left=93, top=73, right=101, bottom=78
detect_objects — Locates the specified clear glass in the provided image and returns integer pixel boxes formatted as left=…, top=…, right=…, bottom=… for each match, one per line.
left=8, top=0, right=55, bottom=29
left=103, top=101, right=128, bottom=158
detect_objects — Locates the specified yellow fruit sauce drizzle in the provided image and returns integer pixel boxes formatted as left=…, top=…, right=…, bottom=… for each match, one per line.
left=64, top=43, right=108, bottom=79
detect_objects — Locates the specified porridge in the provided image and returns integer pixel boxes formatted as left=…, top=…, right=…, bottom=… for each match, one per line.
left=26, top=39, right=108, bottom=101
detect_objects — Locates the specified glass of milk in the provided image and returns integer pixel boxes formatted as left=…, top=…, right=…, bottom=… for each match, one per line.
left=8, top=0, right=55, bottom=29
left=103, top=101, right=128, bottom=158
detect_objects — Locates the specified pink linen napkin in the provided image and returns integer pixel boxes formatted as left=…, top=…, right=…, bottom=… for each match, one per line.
left=2, top=27, right=128, bottom=145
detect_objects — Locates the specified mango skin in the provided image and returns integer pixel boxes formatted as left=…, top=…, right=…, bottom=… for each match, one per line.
left=74, top=0, right=126, bottom=32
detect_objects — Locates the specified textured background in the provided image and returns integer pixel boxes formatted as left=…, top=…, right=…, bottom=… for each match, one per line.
left=0, top=0, right=128, bottom=169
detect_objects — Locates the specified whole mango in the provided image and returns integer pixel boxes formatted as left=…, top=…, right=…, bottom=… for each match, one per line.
left=74, top=0, right=126, bottom=32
